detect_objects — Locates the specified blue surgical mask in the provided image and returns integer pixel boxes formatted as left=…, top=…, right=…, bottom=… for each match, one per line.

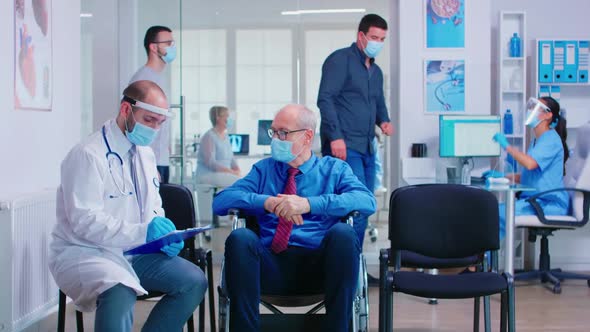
left=525, top=109, right=545, bottom=129
left=363, top=34, right=384, bottom=58
left=226, top=117, right=234, bottom=130
left=126, top=112, right=159, bottom=146
left=271, top=138, right=299, bottom=163
left=161, top=45, right=177, bottom=63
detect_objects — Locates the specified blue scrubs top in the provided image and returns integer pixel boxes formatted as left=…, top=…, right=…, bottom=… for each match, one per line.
left=520, top=129, right=569, bottom=212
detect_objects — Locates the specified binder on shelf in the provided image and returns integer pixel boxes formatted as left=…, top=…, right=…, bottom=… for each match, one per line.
left=550, top=86, right=561, bottom=102
left=578, top=40, right=589, bottom=83
left=123, top=225, right=213, bottom=255
left=553, top=41, right=566, bottom=83
left=563, top=40, right=578, bottom=83
left=538, top=40, right=553, bottom=83
left=538, top=85, right=550, bottom=98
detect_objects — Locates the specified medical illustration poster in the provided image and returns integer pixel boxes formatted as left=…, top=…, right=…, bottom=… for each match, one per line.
left=425, top=0, right=465, bottom=48
left=425, top=60, right=465, bottom=113
left=14, top=0, right=52, bottom=111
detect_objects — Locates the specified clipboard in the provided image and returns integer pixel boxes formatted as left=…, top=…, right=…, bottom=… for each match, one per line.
left=124, top=225, right=213, bottom=255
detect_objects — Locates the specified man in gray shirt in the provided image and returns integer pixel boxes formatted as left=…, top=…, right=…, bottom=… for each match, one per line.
left=129, top=25, right=176, bottom=183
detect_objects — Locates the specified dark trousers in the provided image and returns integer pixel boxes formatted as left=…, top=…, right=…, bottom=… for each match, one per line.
left=224, top=223, right=360, bottom=332
left=157, top=166, right=170, bottom=184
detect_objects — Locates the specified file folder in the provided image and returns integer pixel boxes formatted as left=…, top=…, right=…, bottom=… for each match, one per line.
left=550, top=86, right=560, bottom=102
left=538, top=85, right=550, bottom=98
left=124, top=225, right=213, bottom=255
left=578, top=41, right=589, bottom=83
left=563, top=40, right=578, bottom=83
left=553, top=41, right=566, bottom=82
left=538, top=40, right=553, bottom=83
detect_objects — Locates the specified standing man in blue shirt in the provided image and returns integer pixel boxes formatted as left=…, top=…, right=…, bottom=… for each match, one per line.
left=317, top=14, right=393, bottom=248
left=213, top=104, right=376, bottom=332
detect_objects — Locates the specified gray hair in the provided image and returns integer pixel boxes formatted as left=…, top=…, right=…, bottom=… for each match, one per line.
left=293, top=104, right=317, bottom=132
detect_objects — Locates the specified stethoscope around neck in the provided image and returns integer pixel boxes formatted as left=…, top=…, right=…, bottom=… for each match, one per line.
left=102, top=125, right=134, bottom=198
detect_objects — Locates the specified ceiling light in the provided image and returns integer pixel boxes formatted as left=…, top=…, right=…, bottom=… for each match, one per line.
left=281, top=9, right=366, bottom=16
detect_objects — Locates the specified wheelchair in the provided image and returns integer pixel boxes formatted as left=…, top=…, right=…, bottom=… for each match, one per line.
left=217, top=209, right=369, bottom=332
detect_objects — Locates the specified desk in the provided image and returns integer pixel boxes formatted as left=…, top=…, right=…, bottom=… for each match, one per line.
left=403, top=178, right=535, bottom=275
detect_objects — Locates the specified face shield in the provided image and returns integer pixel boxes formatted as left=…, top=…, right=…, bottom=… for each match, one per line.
left=524, top=97, right=551, bottom=128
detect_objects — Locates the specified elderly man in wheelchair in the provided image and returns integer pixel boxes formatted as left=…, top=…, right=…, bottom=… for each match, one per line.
left=213, top=104, right=376, bottom=332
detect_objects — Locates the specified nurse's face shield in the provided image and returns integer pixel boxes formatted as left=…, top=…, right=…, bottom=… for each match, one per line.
left=525, top=97, right=551, bottom=127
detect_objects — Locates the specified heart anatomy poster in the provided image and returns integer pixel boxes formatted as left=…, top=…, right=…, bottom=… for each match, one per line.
left=14, top=0, right=52, bottom=110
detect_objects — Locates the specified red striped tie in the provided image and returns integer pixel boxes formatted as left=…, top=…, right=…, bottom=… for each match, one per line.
left=270, top=167, right=300, bottom=253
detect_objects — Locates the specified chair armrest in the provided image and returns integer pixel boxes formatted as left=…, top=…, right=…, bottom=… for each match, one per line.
left=525, top=188, right=590, bottom=227
left=341, top=210, right=360, bottom=226
left=228, top=208, right=244, bottom=230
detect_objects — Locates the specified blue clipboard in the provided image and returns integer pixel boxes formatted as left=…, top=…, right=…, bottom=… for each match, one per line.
left=124, top=225, right=213, bottom=255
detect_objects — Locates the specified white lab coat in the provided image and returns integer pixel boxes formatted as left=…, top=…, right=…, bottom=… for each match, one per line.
left=49, top=119, right=165, bottom=312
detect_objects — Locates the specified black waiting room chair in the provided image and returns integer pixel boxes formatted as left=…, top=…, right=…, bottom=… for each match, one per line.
left=379, top=184, right=515, bottom=332
left=57, top=183, right=216, bottom=332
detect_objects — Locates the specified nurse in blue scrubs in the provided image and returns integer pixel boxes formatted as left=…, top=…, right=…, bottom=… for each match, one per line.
left=493, top=96, right=570, bottom=238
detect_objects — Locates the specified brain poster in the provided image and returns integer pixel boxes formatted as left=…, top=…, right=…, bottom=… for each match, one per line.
left=14, top=0, right=52, bottom=110
left=425, top=0, right=465, bottom=48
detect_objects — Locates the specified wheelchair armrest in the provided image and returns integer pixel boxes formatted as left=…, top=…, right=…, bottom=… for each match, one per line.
left=341, top=210, right=360, bottom=226
left=525, top=188, right=590, bottom=227
left=228, top=208, right=244, bottom=230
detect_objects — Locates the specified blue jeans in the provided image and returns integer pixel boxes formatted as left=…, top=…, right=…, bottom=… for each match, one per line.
left=345, top=148, right=376, bottom=246
left=95, top=254, right=208, bottom=332
left=224, top=223, right=360, bottom=332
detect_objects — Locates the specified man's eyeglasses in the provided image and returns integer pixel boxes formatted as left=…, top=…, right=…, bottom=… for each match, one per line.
left=152, top=40, right=175, bottom=47
left=267, top=128, right=308, bottom=141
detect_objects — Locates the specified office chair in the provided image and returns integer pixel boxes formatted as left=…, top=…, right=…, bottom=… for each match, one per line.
left=515, top=157, right=590, bottom=294
left=217, top=209, right=369, bottom=332
left=379, top=184, right=515, bottom=332
left=57, top=183, right=216, bottom=332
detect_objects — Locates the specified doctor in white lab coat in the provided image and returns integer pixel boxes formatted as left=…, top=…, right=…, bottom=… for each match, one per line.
left=49, top=80, right=207, bottom=332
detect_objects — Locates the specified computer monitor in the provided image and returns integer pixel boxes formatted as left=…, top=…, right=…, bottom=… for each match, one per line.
left=228, top=134, right=250, bottom=155
left=439, top=115, right=501, bottom=157
left=257, top=120, right=273, bottom=146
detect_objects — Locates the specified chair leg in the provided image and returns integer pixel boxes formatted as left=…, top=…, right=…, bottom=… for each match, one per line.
left=379, top=249, right=389, bottom=332
left=187, top=315, right=195, bottom=332
left=57, top=290, right=67, bottom=332
left=76, top=310, right=84, bottom=332
left=500, top=292, right=507, bottom=332
left=473, top=297, right=480, bottom=332
left=207, top=250, right=217, bottom=332
left=508, top=283, right=516, bottom=332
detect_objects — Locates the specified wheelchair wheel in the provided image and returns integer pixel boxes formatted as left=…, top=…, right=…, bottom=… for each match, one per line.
left=368, top=227, right=378, bottom=243
left=351, top=254, right=369, bottom=332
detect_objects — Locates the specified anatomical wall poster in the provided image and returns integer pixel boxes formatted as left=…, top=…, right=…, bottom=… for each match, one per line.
left=14, top=0, right=52, bottom=110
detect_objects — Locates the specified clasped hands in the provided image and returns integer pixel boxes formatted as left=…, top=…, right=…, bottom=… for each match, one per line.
left=264, top=194, right=311, bottom=225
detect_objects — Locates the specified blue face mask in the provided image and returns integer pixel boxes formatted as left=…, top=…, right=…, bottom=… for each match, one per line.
left=161, top=45, right=177, bottom=63
left=226, top=117, right=234, bottom=130
left=525, top=109, right=546, bottom=129
left=363, top=34, right=384, bottom=58
left=126, top=112, right=159, bottom=146
left=271, top=138, right=300, bottom=163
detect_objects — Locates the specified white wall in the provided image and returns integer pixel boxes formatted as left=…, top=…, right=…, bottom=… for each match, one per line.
left=0, top=0, right=81, bottom=198
left=395, top=0, right=492, bottom=184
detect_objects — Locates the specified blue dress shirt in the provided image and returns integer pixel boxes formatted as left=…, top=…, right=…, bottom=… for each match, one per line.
left=212, top=153, right=376, bottom=249
left=317, top=43, right=390, bottom=155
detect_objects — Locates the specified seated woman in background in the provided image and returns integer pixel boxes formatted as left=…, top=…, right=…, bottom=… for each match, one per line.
left=196, top=106, right=241, bottom=187
left=493, top=96, right=570, bottom=238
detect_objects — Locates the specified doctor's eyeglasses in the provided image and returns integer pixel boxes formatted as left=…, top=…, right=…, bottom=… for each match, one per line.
left=268, top=128, right=308, bottom=141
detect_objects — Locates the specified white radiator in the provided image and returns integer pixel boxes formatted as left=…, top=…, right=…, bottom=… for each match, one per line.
left=0, top=189, right=59, bottom=332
